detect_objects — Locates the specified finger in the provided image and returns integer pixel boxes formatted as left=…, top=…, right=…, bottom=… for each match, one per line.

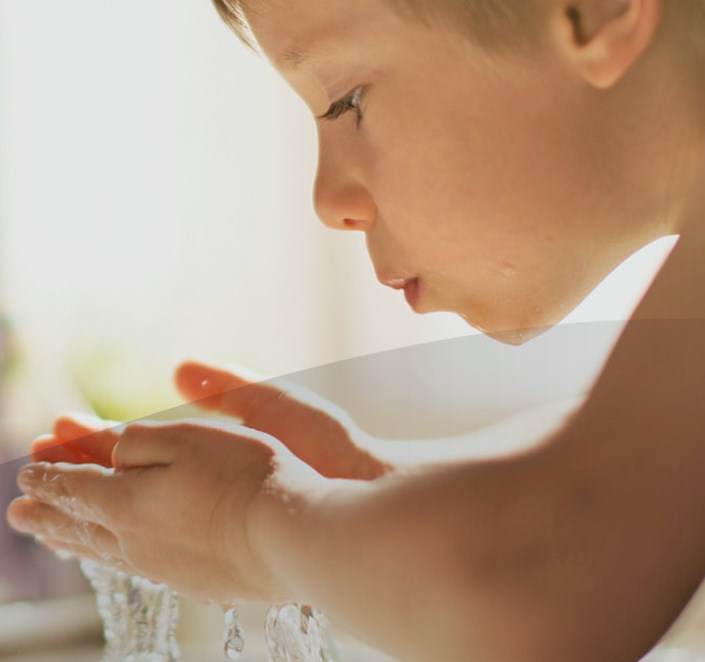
left=111, top=421, right=181, bottom=468
left=30, top=434, right=92, bottom=464
left=44, top=538, right=133, bottom=574
left=52, top=413, right=122, bottom=467
left=174, top=359, right=283, bottom=419
left=7, top=497, right=123, bottom=566
left=16, top=462, right=127, bottom=528
left=53, top=411, right=115, bottom=438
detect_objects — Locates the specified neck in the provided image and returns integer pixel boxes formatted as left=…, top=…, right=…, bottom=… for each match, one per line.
left=631, top=153, right=705, bottom=322
left=627, top=1, right=705, bottom=237
left=676, top=155, right=705, bottom=239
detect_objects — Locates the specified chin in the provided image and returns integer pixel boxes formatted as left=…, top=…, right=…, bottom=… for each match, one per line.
left=483, top=325, right=553, bottom=346
left=459, top=312, right=554, bottom=346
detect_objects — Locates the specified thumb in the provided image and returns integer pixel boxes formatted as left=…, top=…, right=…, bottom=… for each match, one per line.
left=174, top=360, right=283, bottom=420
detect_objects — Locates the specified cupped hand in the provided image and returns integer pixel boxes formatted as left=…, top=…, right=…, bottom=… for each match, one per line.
left=174, top=360, right=391, bottom=480
left=7, top=419, right=322, bottom=603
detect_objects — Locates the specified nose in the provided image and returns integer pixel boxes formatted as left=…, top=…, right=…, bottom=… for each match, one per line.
left=313, top=138, right=376, bottom=232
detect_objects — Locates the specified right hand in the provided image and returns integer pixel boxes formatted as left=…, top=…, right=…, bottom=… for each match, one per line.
left=13, top=418, right=329, bottom=603
left=173, top=360, right=391, bottom=480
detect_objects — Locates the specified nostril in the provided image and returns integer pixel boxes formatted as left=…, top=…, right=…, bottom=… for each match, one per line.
left=342, top=218, right=367, bottom=230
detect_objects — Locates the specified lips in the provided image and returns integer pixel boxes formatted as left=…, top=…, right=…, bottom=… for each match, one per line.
left=380, top=278, right=410, bottom=290
left=379, top=276, right=421, bottom=310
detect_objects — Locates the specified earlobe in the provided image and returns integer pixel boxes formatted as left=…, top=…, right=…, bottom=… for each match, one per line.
left=555, top=0, right=663, bottom=89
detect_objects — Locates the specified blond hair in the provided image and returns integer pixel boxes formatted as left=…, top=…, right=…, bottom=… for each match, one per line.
left=210, top=0, right=540, bottom=52
left=211, top=0, right=705, bottom=59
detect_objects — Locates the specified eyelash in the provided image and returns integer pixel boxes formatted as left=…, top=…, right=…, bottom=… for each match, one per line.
left=318, top=86, right=365, bottom=127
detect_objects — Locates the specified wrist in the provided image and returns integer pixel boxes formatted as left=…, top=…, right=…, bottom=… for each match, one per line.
left=245, top=463, right=333, bottom=604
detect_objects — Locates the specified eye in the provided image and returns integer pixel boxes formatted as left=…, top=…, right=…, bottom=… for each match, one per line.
left=318, top=86, right=365, bottom=127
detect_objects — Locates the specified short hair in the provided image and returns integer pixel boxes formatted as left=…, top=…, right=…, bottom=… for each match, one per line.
left=210, top=0, right=254, bottom=50
left=209, top=0, right=542, bottom=53
left=211, top=0, right=705, bottom=58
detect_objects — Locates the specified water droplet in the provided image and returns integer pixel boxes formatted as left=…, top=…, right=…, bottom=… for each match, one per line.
left=223, top=607, right=245, bottom=659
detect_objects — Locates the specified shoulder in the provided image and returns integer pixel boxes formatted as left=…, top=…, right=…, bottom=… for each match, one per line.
left=531, top=212, right=705, bottom=660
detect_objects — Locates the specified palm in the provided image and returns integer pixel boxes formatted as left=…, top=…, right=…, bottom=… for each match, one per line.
left=174, top=361, right=389, bottom=480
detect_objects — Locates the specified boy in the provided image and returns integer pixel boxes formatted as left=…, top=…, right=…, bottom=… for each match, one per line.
left=7, top=0, right=705, bottom=659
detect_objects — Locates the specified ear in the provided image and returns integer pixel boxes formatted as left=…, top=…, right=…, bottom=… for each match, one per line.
left=554, top=0, right=663, bottom=88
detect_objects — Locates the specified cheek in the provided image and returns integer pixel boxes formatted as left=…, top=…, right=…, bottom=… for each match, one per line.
left=367, top=127, right=561, bottom=277
left=362, top=73, right=597, bottom=326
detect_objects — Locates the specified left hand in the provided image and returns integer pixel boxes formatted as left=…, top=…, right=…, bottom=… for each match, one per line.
left=6, top=419, right=324, bottom=603
left=28, top=412, right=121, bottom=466
left=29, top=359, right=392, bottom=481
left=173, top=359, right=390, bottom=480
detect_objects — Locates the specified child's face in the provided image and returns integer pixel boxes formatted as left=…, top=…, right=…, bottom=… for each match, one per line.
left=241, top=0, right=664, bottom=343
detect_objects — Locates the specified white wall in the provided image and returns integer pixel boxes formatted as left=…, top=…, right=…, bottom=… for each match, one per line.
left=0, top=0, right=675, bottom=434
left=0, top=0, right=469, bottom=425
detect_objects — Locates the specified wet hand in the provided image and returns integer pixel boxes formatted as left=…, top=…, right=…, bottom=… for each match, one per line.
left=174, top=360, right=390, bottom=480
left=7, top=419, right=323, bottom=603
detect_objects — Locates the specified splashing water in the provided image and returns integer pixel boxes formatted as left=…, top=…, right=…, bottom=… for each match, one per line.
left=264, top=604, right=337, bottom=662
left=223, top=606, right=246, bottom=659
left=80, top=560, right=180, bottom=662
left=80, top=559, right=336, bottom=661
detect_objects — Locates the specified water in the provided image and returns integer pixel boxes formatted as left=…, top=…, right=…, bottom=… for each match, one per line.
left=81, top=559, right=337, bottom=661
left=264, top=604, right=337, bottom=662
left=80, top=560, right=180, bottom=662
left=223, top=606, right=245, bottom=659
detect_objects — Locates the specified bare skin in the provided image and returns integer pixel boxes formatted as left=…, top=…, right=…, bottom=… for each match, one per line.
left=6, top=0, right=705, bottom=659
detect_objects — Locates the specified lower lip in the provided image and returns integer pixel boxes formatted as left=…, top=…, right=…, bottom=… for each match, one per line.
left=403, top=278, right=420, bottom=310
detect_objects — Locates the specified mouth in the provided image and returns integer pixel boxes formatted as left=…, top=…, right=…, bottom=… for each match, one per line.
left=379, top=276, right=421, bottom=311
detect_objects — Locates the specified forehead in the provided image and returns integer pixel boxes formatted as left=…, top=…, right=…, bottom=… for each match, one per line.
left=238, top=0, right=409, bottom=69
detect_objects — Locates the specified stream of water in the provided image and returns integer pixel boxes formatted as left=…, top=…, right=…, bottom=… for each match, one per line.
left=82, top=562, right=338, bottom=661
left=80, top=560, right=180, bottom=662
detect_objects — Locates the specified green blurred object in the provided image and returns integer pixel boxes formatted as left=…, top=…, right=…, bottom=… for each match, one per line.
left=68, top=341, right=177, bottom=423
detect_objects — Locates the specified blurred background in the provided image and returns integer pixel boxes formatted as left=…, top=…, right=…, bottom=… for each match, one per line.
left=0, top=0, right=691, bottom=659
